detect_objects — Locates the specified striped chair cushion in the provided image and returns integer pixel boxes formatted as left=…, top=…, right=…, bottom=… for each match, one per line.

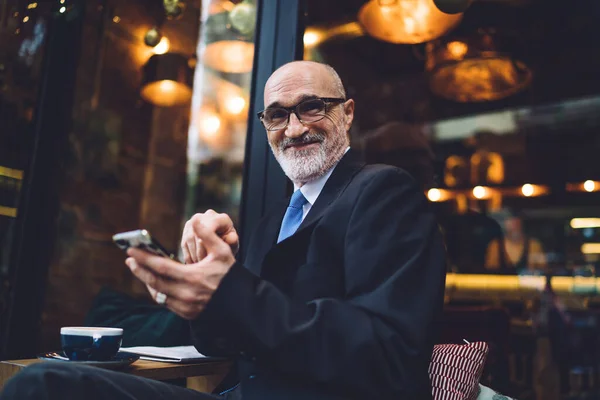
left=429, top=341, right=489, bottom=400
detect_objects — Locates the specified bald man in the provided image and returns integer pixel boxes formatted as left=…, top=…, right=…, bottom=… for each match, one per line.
left=2, top=62, right=446, bottom=400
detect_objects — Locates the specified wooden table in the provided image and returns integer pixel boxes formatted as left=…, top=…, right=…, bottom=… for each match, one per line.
left=0, top=358, right=231, bottom=393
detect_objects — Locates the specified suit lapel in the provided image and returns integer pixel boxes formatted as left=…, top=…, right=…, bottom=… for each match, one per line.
left=247, top=200, right=287, bottom=275
left=296, top=150, right=364, bottom=233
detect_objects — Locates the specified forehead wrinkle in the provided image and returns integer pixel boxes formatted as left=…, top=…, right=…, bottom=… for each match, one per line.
left=265, top=77, right=334, bottom=107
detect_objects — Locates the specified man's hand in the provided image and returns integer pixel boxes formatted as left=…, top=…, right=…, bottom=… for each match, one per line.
left=181, top=210, right=239, bottom=264
left=127, top=222, right=236, bottom=320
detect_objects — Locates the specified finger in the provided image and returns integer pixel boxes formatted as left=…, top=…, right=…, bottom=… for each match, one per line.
left=180, top=221, right=191, bottom=250
left=182, top=242, right=192, bottom=264
left=195, top=238, right=207, bottom=261
left=127, top=248, right=187, bottom=281
left=126, top=257, right=175, bottom=297
left=186, top=235, right=198, bottom=263
left=181, top=223, right=192, bottom=263
left=161, top=296, right=209, bottom=320
left=182, top=220, right=199, bottom=263
left=191, top=221, right=230, bottom=256
left=145, top=283, right=158, bottom=299
left=222, top=229, right=239, bottom=254
left=194, top=213, right=234, bottom=239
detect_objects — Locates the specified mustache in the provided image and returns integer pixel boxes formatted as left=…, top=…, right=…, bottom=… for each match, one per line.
left=280, top=132, right=326, bottom=150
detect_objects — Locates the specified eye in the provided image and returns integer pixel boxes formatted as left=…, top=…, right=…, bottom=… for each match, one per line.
left=265, top=108, right=288, bottom=121
left=298, top=100, right=325, bottom=116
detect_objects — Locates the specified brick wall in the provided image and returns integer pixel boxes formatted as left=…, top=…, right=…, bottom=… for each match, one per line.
left=39, top=1, right=191, bottom=351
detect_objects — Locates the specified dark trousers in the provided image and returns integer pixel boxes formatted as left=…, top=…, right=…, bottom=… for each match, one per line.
left=0, top=362, right=224, bottom=400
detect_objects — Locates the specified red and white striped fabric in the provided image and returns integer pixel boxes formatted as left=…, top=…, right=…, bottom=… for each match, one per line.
left=429, top=341, right=489, bottom=400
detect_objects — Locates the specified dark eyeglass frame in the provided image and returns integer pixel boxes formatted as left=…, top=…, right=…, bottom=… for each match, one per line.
left=257, top=97, right=346, bottom=131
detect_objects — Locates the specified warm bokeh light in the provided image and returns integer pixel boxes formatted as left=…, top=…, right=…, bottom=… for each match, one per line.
left=521, top=184, right=534, bottom=197
left=303, top=30, right=321, bottom=47
left=472, top=186, right=488, bottom=199
left=23, top=15, right=30, bottom=22
left=224, top=96, right=246, bottom=116
left=159, top=80, right=176, bottom=92
left=27, top=3, right=38, bottom=9
left=192, top=105, right=231, bottom=152
left=584, top=180, right=596, bottom=192
left=199, top=114, right=222, bottom=139
left=447, top=41, right=468, bottom=58
left=427, top=188, right=441, bottom=202
left=570, top=218, right=600, bottom=229
left=582, top=243, right=600, bottom=254
left=204, top=41, right=254, bottom=73
left=112, top=16, right=121, bottom=23
left=140, top=80, right=192, bottom=107
left=153, top=37, right=170, bottom=55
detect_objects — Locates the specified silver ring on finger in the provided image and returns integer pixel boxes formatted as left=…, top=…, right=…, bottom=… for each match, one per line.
left=155, top=291, right=167, bottom=305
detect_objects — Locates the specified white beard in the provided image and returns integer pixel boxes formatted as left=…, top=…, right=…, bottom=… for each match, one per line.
left=277, top=146, right=328, bottom=183
left=270, top=128, right=349, bottom=185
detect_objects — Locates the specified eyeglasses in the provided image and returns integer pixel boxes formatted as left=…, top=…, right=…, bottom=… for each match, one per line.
left=257, top=97, right=346, bottom=131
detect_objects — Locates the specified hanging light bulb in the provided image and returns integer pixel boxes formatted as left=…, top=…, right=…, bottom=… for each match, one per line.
left=357, top=0, right=463, bottom=44
left=153, top=37, right=170, bottom=55
left=228, top=0, right=256, bottom=35
left=163, top=0, right=184, bottom=20
left=144, top=27, right=162, bottom=47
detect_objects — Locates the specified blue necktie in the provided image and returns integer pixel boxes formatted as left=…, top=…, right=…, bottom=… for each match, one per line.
left=277, top=190, right=308, bottom=243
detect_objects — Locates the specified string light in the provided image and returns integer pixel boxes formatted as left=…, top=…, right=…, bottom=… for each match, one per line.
left=521, top=184, right=534, bottom=197
left=427, top=188, right=442, bottom=202
left=472, top=186, right=488, bottom=199
left=112, top=16, right=121, bottom=23
left=584, top=180, right=596, bottom=192
left=59, top=6, right=66, bottom=13
left=23, top=16, right=30, bottom=22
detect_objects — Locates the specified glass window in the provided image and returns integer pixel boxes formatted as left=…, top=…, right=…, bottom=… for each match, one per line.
left=303, top=1, right=600, bottom=398
left=0, top=0, right=258, bottom=352
left=185, top=0, right=257, bottom=230
left=0, top=0, right=49, bottom=295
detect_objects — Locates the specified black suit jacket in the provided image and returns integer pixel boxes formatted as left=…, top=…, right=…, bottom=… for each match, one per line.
left=191, top=151, right=447, bottom=400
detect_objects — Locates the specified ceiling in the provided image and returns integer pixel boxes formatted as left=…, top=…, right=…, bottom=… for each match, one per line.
left=304, top=0, right=600, bottom=129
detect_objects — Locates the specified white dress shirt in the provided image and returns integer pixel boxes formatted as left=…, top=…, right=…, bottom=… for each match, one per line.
left=293, top=147, right=350, bottom=222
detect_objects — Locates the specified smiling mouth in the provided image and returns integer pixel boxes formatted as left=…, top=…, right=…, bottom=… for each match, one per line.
left=285, top=141, right=321, bottom=150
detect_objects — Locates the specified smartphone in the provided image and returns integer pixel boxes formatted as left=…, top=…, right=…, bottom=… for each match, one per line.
left=112, top=229, right=174, bottom=259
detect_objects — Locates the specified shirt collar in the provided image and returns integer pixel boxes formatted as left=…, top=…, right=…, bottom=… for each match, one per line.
left=294, top=147, right=350, bottom=206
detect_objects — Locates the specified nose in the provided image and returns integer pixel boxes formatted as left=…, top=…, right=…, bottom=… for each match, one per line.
left=284, top=112, right=308, bottom=138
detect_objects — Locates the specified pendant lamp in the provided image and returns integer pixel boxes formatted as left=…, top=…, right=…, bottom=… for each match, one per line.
left=426, top=30, right=532, bottom=102
left=141, top=53, right=193, bottom=107
left=358, top=0, right=463, bottom=44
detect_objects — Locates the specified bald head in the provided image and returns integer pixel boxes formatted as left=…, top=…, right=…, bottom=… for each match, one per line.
left=264, top=61, right=346, bottom=107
